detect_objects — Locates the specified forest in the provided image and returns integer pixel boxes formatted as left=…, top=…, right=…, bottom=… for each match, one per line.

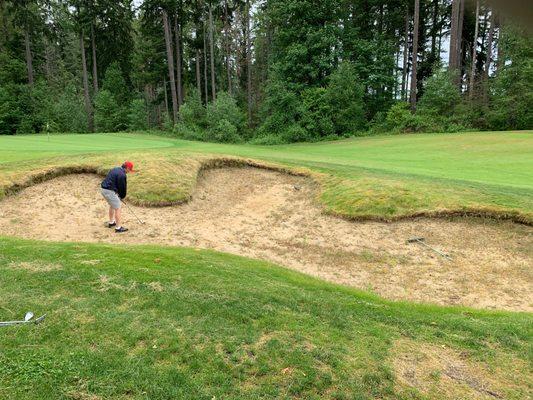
left=0, top=0, right=531, bottom=142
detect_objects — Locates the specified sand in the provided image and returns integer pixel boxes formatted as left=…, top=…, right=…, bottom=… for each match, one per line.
left=0, top=168, right=531, bottom=312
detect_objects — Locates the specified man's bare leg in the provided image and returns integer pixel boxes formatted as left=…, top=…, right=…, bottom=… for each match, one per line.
left=115, top=207, right=122, bottom=228
left=108, top=207, right=115, bottom=224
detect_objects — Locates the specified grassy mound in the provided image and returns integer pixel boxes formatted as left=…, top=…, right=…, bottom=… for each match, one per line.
left=0, top=237, right=531, bottom=399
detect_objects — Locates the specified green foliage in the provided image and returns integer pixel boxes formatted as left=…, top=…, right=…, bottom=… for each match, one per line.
left=94, top=89, right=120, bottom=132
left=102, top=62, right=130, bottom=106
left=488, top=28, right=533, bottom=130
left=257, top=73, right=304, bottom=141
left=178, top=91, right=207, bottom=130
left=300, top=87, right=334, bottom=138
left=205, top=92, right=246, bottom=142
left=326, top=62, right=366, bottom=134
left=267, top=0, right=340, bottom=90
left=51, top=84, right=88, bottom=133
left=175, top=92, right=245, bottom=143
left=174, top=92, right=206, bottom=140
left=384, top=102, right=430, bottom=133
left=418, top=70, right=461, bottom=117
left=128, top=99, right=148, bottom=131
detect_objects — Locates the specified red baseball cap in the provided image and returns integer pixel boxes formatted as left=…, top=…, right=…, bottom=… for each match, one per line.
left=123, top=161, right=136, bottom=172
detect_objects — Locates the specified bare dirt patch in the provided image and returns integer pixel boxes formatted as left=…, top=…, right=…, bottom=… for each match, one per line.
left=0, top=168, right=531, bottom=311
left=391, top=338, right=532, bottom=399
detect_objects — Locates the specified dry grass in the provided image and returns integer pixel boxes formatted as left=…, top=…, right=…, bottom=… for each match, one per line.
left=7, top=260, right=62, bottom=272
left=391, top=338, right=532, bottom=399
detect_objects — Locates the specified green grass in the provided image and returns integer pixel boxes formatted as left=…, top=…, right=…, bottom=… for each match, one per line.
left=0, top=132, right=532, bottom=398
left=1, top=131, right=532, bottom=222
left=0, top=132, right=178, bottom=163
left=0, top=237, right=531, bottom=399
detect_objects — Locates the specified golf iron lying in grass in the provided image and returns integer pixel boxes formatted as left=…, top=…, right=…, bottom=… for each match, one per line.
left=407, top=237, right=452, bottom=260
left=0, top=311, right=46, bottom=327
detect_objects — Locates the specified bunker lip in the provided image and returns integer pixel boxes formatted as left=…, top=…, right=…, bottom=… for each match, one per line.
left=0, top=169, right=531, bottom=312
left=1, top=157, right=531, bottom=225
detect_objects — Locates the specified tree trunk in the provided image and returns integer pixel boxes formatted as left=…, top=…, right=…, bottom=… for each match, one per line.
left=174, top=15, right=183, bottom=107
left=196, top=47, right=202, bottom=98
left=24, top=29, right=34, bottom=87
left=469, top=0, right=480, bottom=99
left=245, top=0, right=252, bottom=125
left=401, top=8, right=409, bottom=100
left=91, top=21, right=98, bottom=93
left=496, top=16, right=504, bottom=73
left=457, top=0, right=465, bottom=88
left=203, top=22, right=209, bottom=103
left=449, top=0, right=460, bottom=71
left=410, top=0, right=420, bottom=111
left=430, top=0, right=438, bottom=59
left=44, top=37, right=52, bottom=81
left=224, top=0, right=232, bottom=95
left=484, top=10, right=495, bottom=102
left=208, top=4, right=216, bottom=101
left=80, top=30, right=94, bottom=132
left=162, top=10, right=178, bottom=122
left=163, top=77, right=169, bottom=118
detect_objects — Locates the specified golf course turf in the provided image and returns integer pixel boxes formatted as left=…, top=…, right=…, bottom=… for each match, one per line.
left=0, top=131, right=532, bottom=399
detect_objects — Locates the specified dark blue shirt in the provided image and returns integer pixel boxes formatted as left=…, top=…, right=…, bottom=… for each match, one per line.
left=101, top=167, right=127, bottom=199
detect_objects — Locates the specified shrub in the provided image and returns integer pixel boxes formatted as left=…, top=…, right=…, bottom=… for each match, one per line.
left=281, top=124, right=310, bottom=142
left=326, top=62, right=366, bottom=134
left=418, top=69, right=461, bottom=117
left=300, top=87, right=334, bottom=138
left=52, top=84, right=88, bottom=133
left=178, top=91, right=207, bottom=131
left=206, top=119, right=241, bottom=143
left=128, top=99, right=148, bottom=131
left=257, top=73, right=304, bottom=139
left=94, top=89, right=120, bottom=132
left=205, top=92, right=245, bottom=142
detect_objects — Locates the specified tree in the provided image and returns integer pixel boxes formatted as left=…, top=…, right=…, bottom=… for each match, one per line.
left=410, top=0, right=420, bottom=111
left=208, top=2, right=216, bottom=101
left=469, top=0, right=480, bottom=99
left=483, top=9, right=495, bottom=102
left=162, top=9, right=178, bottom=122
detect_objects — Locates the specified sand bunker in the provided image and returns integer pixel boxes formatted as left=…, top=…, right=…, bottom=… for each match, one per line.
left=0, top=168, right=531, bottom=312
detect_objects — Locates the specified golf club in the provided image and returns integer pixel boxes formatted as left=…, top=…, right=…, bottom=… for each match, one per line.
left=0, top=311, right=47, bottom=327
left=407, top=237, right=451, bottom=260
left=122, top=200, right=145, bottom=225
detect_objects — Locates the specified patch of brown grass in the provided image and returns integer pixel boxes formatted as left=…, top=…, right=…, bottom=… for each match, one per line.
left=391, top=338, right=532, bottom=399
left=8, top=260, right=62, bottom=272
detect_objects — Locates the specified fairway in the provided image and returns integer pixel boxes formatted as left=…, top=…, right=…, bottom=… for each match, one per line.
left=0, top=133, right=178, bottom=163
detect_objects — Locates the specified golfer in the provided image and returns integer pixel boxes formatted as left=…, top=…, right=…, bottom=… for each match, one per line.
left=100, top=161, right=135, bottom=233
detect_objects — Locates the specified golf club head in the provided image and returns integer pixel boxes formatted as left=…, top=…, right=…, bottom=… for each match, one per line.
left=35, top=314, right=47, bottom=324
left=24, top=311, right=34, bottom=322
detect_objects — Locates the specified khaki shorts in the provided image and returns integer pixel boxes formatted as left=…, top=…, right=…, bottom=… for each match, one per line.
left=101, top=188, right=121, bottom=209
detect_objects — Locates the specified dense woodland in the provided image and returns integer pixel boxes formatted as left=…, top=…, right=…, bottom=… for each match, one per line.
left=0, top=0, right=531, bottom=142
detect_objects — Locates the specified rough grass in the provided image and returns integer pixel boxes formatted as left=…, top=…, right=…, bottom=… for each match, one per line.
left=0, top=237, right=531, bottom=399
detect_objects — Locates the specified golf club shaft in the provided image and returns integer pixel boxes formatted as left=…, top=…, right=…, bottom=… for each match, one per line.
left=123, top=200, right=144, bottom=224
left=417, top=239, right=451, bottom=259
